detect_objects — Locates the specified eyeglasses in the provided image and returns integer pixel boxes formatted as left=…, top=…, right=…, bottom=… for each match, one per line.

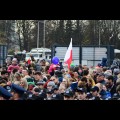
left=20, top=82, right=24, bottom=84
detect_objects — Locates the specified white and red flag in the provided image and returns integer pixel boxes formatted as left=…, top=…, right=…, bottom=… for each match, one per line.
left=64, top=38, right=72, bottom=69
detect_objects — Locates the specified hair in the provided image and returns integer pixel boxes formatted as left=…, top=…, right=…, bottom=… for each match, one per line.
left=95, top=83, right=103, bottom=93
left=67, top=78, right=75, bottom=87
left=34, top=71, right=42, bottom=76
left=83, top=69, right=89, bottom=76
left=81, top=77, right=87, bottom=83
left=46, top=74, right=51, bottom=80
left=88, top=77, right=95, bottom=87
left=102, top=67, right=107, bottom=72
left=78, top=81, right=86, bottom=88
left=107, top=75, right=114, bottom=82
left=20, top=78, right=28, bottom=90
left=1, top=70, right=8, bottom=75
left=73, top=66, right=79, bottom=72
left=28, top=70, right=33, bottom=76
left=45, top=65, right=50, bottom=74
left=13, top=68, right=18, bottom=74
left=14, top=72, right=21, bottom=81
left=82, top=65, right=89, bottom=70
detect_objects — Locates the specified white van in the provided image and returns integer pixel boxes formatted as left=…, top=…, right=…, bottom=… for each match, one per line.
left=25, top=52, right=43, bottom=62
left=29, top=48, right=51, bottom=61
left=25, top=52, right=51, bottom=62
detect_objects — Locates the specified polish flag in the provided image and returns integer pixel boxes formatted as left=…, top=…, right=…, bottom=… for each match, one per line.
left=64, top=38, right=72, bottom=69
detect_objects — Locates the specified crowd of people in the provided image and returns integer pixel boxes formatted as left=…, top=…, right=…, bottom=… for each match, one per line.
left=0, top=55, right=120, bottom=100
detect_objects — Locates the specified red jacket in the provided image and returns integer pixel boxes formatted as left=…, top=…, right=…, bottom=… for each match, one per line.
left=7, top=64, right=20, bottom=73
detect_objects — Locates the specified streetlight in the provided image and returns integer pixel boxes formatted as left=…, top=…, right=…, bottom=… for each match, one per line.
left=37, top=20, right=46, bottom=48
left=98, top=26, right=101, bottom=47
left=98, top=20, right=102, bottom=47
left=37, top=21, right=40, bottom=48
left=109, top=33, right=113, bottom=45
left=43, top=20, right=46, bottom=48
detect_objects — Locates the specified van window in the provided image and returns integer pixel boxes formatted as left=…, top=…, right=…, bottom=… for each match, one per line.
left=32, top=54, right=38, bottom=57
left=49, top=56, right=51, bottom=59
left=26, top=54, right=30, bottom=57
left=39, top=54, right=42, bottom=57
left=26, top=54, right=39, bottom=58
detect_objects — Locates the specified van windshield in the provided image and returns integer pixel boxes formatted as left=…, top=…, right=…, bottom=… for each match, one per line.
left=32, top=54, right=39, bottom=57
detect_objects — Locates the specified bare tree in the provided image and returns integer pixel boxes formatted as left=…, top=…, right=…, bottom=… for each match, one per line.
left=16, top=20, right=35, bottom=51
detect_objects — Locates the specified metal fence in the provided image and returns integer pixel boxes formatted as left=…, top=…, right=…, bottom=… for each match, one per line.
left=0, top=45, right=7, bottom=66
left=51, top=45, right=114, bottom=67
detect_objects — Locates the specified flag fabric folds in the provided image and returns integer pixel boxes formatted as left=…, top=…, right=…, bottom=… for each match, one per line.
left=64, top=38, right=72, bottom=69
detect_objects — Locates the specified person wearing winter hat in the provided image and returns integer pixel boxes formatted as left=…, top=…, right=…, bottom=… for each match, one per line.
left=7, top=58, right=20, bottom=73
left=47, top=81, right=55, bottom=90
left=64, top=90, right=74, bottom=100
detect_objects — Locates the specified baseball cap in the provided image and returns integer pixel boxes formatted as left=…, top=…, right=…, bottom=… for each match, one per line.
left=64, top=90, right=74, bottom=97
left=90, top=86, right=99, bottom=92
left=46, top=89, right=53, bottom=94
left=34, top=88, right=40, bottom=92
left=52, top=85, right=59, bottom=91
left=75, top=87, right=86, bottom=93
left=51, top=94, right=61, bottom=100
